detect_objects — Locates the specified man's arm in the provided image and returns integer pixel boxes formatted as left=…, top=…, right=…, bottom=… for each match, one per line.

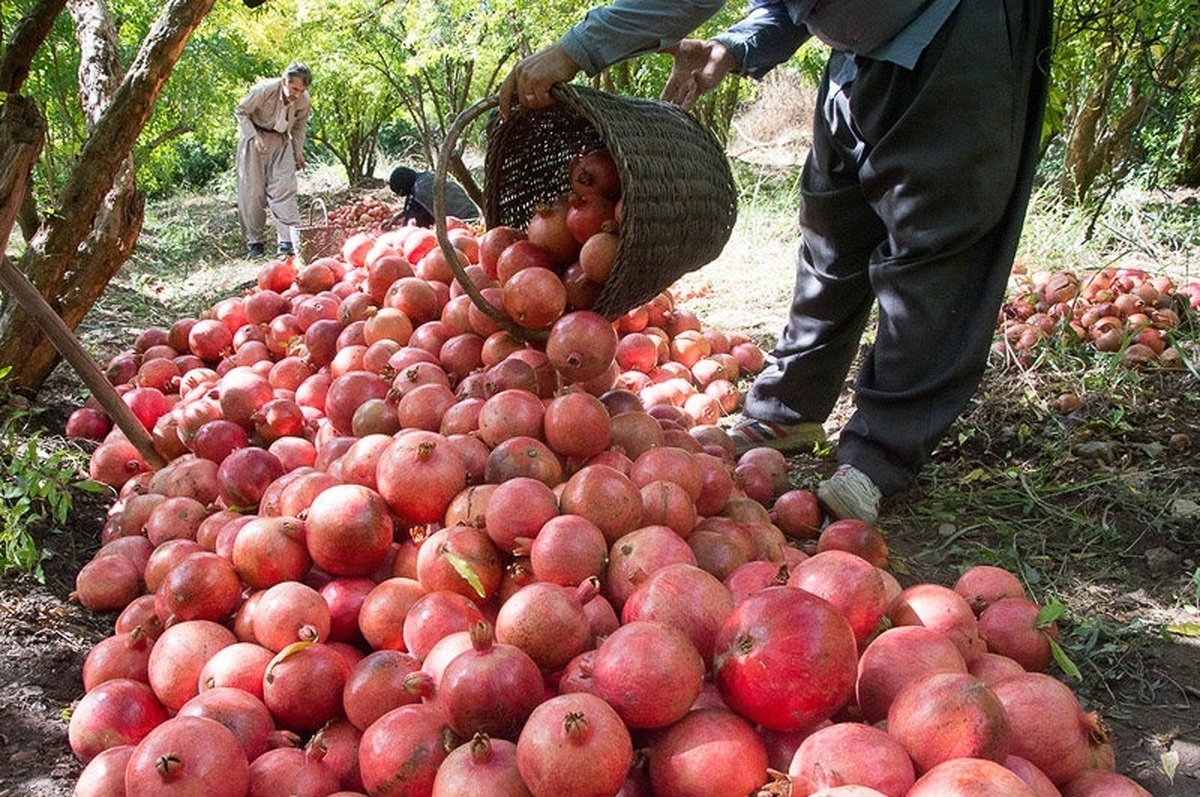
left=712, top=2, right=811, bottom=80
left=291, top=96, right=310, bottom=168
left=234, top=81, right=269, bottom=140
left=500, top=0, right=723, bottom=116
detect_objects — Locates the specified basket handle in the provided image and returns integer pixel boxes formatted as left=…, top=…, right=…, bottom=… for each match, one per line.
left=308, top=197, right=329, bottom=227
left=434, top=95, right=549, bottom=343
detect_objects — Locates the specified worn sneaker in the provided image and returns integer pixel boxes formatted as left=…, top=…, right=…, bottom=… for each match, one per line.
left=246, top=242, right=265, bottom=258
left=277, top=241, right=295, bottom=256
left=817, top=464, right=883, bottom=525
left=728, top=418, right=826, bottom=457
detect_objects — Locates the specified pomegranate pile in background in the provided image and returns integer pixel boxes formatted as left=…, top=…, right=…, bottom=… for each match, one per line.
left=997, top=261, right=1200, bottom=368
left=63, top=169, right=1153, bottom=795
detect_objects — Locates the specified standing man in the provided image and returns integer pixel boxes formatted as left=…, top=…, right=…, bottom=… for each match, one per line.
left=500, top=0, right=1053, bottom=525
left=235, top=62, right=312, bottom=258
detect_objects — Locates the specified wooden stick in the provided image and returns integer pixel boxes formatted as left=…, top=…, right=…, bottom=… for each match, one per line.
left=0, top=254, right=165, bottom=469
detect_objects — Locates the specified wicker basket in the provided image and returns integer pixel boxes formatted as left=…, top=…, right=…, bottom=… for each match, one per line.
left=297, top=198, right=346, bottom=264
left=433, top=85, right=737, bottom=338
left=483, top=84, right=738, bottom=319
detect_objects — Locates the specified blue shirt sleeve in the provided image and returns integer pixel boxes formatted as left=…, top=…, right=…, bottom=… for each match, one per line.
left=560, top=0, right=726, bottom=76
left=712, top=2, right=812, bottom=80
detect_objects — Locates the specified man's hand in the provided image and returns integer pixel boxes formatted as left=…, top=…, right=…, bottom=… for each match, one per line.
left=253, top=134, right=267, bottom=155
left=661, top=39, right=738, bottom=110
left=295, top=154, right=307, bottom=170
left=499, top=44, right=582, bottom=118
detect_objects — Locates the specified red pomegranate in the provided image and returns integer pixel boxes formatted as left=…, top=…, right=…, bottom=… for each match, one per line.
left=712, top=586, right=858, bottom=731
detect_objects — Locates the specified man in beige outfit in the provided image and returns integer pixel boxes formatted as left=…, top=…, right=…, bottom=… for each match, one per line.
left=235, top=62, right=311, bottom=258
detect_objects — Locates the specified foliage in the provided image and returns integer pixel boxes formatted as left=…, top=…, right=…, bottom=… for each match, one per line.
left=1049, top=0, right=1200, bottom=201
left=6, top=0, right=1200, bottom=222
left=0, top=368, right=89, bottom=582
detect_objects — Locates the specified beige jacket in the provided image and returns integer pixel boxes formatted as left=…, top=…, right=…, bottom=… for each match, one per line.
left=235, top=77, right=310, bottom=161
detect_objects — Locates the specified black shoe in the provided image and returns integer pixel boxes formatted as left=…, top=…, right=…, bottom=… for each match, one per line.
left=277, top=241, right=295, bottom=256
left=246, top=242, right=265, bottom=258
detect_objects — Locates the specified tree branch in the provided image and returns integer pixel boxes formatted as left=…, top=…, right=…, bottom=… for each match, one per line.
left=0, top=0, right=69, bottom=93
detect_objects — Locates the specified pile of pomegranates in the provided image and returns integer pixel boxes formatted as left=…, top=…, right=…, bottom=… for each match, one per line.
left=325, top=196, right=396, bottom=234
left=62, top=189, right=1153, bottom=795
left=996, top=261, right=1199, bottom=368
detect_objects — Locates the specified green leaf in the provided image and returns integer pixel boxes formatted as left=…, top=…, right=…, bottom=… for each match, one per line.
left=1047, top=635, right=1081, bottom=680
left=1166, top=621, right=1200, bottom=638
left=1036, top=599, right=1069, bottom=626
left=73, top=479, right=113, bottom=494
left=443, top=550, right=486, bottom=598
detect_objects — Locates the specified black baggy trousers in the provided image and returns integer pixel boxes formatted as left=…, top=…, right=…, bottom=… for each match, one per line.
left=743, top=0, right=1054, bottom=496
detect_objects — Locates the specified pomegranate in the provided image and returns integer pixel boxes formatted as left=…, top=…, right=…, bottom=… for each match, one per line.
left=494, top=579, right=596, bottom=672
left=887, top=671, right=1012, bottom=773
left=123, top=715, right=249, bottom=795
left=197, top=642, right=274, bottom=698
left=545, top=311, right=618, bottom=383
left=342, top=649, right=428, bottom=731
left=788, top=722, right=916, bottom=797
left=648, top=708, right=770, bottom=797
left=146, top=619, right=237, bottom=712
left=516, top=692, right=633, bottom=797
left=376, top=430, right=468, bottom=524
left=154, top=550, right=242, bottom=625
left=524, top=199, right=579, bottom=266
left=262, top=641, right=351, bottom=733
left=438, top=621, right=546, bottom=740
left=815, top=519, right=889, bottom=568
left=712, top=586, right=857, bottom=731
left=416, top=524, right=504, bottom=603
left=991, top=672, right=1105, bottom=785
left=82, top=629, right=154, bottom=691
left=542, top=390, right=611, bottom=460
left=401, top=589, right=487, bottom=661
left=788, top=550, right=890, bottom=646
left=73, top=554, right=142, bottom=612
left=1059, top=770, right=1152, bottom=797
left=74, top=744, right=134, bottom=796
left=772, top=489, right=824, bottom=541
left=887, top=582, right=986, bottom=663
left=621, top=562, right=734, bottom=666
left=906, top=758, right=1038, bottom=797
left=358, top=703, right=458, bottom=797
left=304, top=483, right=395, bottom=577
left=525, top=514, right=608, bottom=587
left=247, top=743, right=342, bottom=797
left=252, top=580, right=331, bottom=652
left=68, top=678, right=168, bottom=764
left=569, top=148, right=621, bottom=201
left=978, top=596, right=1059, bottom=672
left=590, top=620, right=704, bottom=729
left=605, top=524, right=698, bottom=612
left=855, top=624, right=968, bottom=723
left=954, top=564, right=1027, bottom=615
left=230, top=515, right=311, bottom=589
left=432, top=733, right=532, bottom=797
left=357, top=577, right=426, bottom=652
left=1004, top=755, right=1063, bottom=797
left=177, top=686, right=276, bottom=762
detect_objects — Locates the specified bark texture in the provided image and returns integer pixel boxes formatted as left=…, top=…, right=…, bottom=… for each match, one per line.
left=0, top=0, right=216, bottom=392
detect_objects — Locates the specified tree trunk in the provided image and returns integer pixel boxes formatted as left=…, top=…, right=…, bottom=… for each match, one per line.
left=0, top=96, right=46, bottom=245
left=1178, top=99, right=1200, bottom=187
left=0, top=0, right=215, bottom=393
